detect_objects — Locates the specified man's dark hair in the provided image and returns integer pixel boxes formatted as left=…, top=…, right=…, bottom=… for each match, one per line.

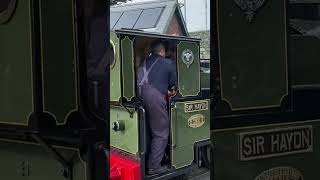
left=151, top=40, right=166, bottom=54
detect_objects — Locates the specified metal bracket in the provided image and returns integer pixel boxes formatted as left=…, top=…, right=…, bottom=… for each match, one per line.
left=119, top=103, right=134, bottom=118
left=30, top=134, right=73, bottom=179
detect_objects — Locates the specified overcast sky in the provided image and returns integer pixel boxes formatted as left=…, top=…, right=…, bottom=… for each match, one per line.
left=124, top=0, right=210, bottom=32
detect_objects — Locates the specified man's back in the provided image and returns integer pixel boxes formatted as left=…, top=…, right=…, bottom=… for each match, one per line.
left=136, top=42, right=177, bottom=174
left=141, top=53, right=177, bottom=95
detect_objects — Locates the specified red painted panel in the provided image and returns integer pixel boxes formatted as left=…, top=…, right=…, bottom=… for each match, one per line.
left=110, top=152, right=141, bottom=180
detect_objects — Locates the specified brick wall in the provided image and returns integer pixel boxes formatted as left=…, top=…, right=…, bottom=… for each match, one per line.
left=189, top=30, right=210, bottom=59
left=166, top=14, right=183, bottom=36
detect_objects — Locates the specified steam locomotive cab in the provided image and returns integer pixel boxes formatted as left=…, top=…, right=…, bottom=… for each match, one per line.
left=110, top=30, right=210, bottom=179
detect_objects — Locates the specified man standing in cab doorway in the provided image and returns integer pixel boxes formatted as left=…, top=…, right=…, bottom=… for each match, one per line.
left=137, top=41, right=177, bottom=175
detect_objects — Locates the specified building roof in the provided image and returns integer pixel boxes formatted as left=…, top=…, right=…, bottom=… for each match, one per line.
left=110, top=0, right=188, bottom=36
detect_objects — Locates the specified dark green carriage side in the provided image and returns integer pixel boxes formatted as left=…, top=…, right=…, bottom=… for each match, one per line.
left=212, top=120, right=318, bottom=180
left=0, top=0, right=34, bottom=126
left=0, top=1, right=109, bottom=179
left=0, top=138, right=89, bottom=180
left=0, top=0, right=108, bottom=128
left=213, top=0, right=289, bottom=113
left=39, top=0, right=78, bottom=125
left=211, top=1, right=320, bottom=180
left=0, top=0, right=78, bottom=127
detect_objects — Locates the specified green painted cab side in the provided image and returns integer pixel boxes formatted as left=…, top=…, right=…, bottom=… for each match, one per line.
left=110, top=106, right=139, bottom=155
left=110, top=32, right=122, bottom=102
left=40, top=0, right=77, bottom=125
left=0, top=0, right=34, bottom=125
left=216, top=0, right=288, bottom=110
left=121, top=36, right=136, bottom=101
left=170, top=100, right=210, bottom=169
left=177, top=42, right=201, bottom=97
left=0, top=139, right=87, bottom=180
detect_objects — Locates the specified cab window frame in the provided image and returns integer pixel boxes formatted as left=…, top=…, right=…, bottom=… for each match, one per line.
left=109, top=40, right=116, bottom=69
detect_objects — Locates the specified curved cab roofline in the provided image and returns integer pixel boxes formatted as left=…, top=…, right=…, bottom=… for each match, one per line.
left=112, top=29, right=201, bottom=42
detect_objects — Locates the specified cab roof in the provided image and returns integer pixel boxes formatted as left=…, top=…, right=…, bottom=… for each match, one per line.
left=112, top=29, right=201, bottom=42
left=110, top=0, right=188, bottom=36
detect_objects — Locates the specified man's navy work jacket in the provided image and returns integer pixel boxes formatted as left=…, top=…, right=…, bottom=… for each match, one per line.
left=139, top=53, right=177, bottom=96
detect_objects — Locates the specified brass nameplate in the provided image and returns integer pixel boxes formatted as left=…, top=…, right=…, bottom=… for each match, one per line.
left=239, top=125, right=313, bottom=161
left=188, top=114, right=205, bottom=128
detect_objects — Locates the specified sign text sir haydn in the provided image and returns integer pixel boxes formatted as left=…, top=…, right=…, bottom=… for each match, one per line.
left=185, top=101, right=208, bottom=113
left=239, top=126, right=313, bottom=161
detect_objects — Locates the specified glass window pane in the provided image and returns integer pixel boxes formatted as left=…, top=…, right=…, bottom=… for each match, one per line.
left=110, top=11, right=122, bottom=29
left=114, top=10, right=142, bottom=30
left=134, top=7, right=163, bottom=29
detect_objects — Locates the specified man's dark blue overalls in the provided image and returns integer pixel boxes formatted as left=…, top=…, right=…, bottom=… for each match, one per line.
left=137, top=53, right=177, bottom=174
